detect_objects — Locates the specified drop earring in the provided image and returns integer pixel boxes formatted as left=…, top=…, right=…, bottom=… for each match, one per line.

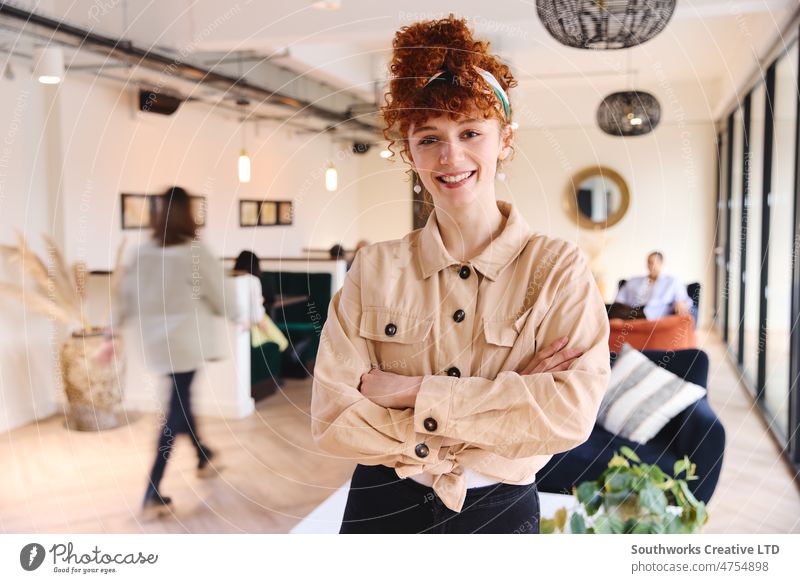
left=413, top=183, right=422, bottom=194
left=496, top=171, right=506, bottom=182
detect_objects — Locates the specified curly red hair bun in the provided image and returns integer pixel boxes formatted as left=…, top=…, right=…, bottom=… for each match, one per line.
left=381, top=14, right=516, bottom=160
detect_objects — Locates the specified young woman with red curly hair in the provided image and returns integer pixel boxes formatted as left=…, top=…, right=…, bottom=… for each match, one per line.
left=311, top=15, right=610, bottom=534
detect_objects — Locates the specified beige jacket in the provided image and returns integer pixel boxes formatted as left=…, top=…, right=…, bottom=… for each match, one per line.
left=311, top=201, right=610, bottom=512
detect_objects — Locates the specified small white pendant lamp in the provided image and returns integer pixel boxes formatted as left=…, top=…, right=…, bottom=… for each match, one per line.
left=325, top=161, right=338, bottom=192
left=238, top=148, right=251, bottom=183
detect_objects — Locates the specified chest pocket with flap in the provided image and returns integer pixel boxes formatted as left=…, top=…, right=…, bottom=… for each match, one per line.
left=481, top=308, right=537, bottom=378
left=359, top=309, right=433, bottom=343
left=483, top=306, right=534, bottom=348
left=359, top=308, right=433, bottom=367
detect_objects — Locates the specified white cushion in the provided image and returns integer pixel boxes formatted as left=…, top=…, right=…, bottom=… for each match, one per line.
left=598, top=344, right=707, bottom=444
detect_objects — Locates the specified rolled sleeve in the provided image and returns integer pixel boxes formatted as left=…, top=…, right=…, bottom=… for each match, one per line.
left=413, top=248, right=610, bottom=459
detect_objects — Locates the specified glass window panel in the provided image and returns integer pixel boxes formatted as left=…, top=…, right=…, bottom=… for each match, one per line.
left=727, top=108, right=744, bottom=360
left=715, top=131, right=729, bottom=334
left=764, top=42, right=798, bottom=440
left=743, top=84, right=765, bottom=385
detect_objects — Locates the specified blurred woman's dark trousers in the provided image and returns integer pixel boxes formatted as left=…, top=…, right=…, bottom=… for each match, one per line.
left=146, top=370, right=204, bottom=494
left=339, top=464, right=540, bottom=534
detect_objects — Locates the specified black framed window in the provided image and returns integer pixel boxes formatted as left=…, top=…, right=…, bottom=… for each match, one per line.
left=743, top=83, right=766, bottom=387
left=718, top=35, right=800, bottom=472
left=727, top=107, right=745, bottom=361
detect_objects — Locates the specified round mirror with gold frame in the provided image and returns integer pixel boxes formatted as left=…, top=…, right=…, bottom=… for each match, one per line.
left=564, top=166, right=630, bottom=230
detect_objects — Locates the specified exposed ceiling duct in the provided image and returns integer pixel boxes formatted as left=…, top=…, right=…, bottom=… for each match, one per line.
left=0, top=2, right=381, bottom=142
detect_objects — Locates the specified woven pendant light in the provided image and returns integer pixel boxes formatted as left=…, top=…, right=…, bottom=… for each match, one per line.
left=597, top=90, right=661, bottom=136
left=536, top=0, right=676, bottom=50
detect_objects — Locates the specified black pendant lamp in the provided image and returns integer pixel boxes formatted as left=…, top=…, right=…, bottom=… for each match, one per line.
left=536, top=0, right=676, bottom=50
left=597, top=90, right=660, bottom=136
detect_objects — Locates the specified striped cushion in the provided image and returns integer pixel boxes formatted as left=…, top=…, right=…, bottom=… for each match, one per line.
left=599, top=344, right=707, bottom=444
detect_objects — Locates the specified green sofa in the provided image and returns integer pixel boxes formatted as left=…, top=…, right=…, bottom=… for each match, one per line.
left=260, top=271, right=332, bottom=378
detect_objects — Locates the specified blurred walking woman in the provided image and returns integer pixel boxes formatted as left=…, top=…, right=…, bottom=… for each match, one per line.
left=311, top=15, right=610, bottom=534
left=110, top=186, right=235, bottom=518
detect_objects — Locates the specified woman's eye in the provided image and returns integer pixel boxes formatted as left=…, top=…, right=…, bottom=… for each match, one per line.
left=463, top=130, right=480, bottom=138
left=419, top=136, right=438, bottom=145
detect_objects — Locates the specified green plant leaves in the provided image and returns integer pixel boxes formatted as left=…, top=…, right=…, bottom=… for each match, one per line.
left=553, top=507, right=568, bottom=531
left=570, top=513, right=587, bottom=534
left=593, top=514, right=625, bottom=534
left=564, top=450, right=706, bottom=535
left=639, top=484, right=668, bottom=515
left=540, top=518, right=556, bottom=534
left=620, top=445, right=641, bottom=463
left=575, top=481, right=603, bottom=515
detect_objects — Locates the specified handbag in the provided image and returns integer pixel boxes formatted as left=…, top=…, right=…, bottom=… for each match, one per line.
left=251, top=314, right=289, bottom=351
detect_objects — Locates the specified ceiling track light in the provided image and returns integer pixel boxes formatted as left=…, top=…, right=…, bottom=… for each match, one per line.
left=32, top=46, right=64, bottom=84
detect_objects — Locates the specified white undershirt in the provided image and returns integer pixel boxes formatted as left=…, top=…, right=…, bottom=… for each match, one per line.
left=402, top=468, right=501, bottom=489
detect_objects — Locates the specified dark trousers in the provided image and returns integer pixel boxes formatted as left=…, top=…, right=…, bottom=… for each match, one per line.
left=339, top=464, right=540, bottom=534
left=146, top=370, right=204, bottom=494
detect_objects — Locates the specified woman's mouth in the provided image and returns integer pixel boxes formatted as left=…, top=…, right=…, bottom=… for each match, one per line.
left=435, top=170, right=476, bottom=188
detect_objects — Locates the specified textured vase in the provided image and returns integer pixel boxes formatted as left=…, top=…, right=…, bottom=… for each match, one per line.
left=60, top=328, right=125, bottom=431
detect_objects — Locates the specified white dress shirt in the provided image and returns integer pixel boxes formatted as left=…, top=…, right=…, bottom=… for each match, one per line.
left=615, top=274, right=691, bottom=320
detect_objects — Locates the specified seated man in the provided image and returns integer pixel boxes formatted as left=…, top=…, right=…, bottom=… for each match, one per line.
left=614, top=251, right=691, bottom=320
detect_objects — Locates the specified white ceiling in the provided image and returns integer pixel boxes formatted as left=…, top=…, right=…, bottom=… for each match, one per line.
left=6, top=0, right=800, bottom=127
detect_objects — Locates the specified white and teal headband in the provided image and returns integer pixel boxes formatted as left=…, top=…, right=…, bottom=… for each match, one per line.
left=422, top=65, right=511, bottom=119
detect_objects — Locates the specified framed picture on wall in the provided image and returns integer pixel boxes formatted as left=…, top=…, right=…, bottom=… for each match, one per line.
left=121, top=194, right=152, bottom=230
left=259, top=201, right=278, bottom=226
left=239, top=199, right=292, bottom=227
left=121, top=193, right=206, bottom=230
left=240, top=200, right=259, bottom=227
left=277, top=201, right=293, bottom=225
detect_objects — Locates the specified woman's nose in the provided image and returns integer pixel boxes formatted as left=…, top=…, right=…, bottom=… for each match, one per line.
left=439, top=140, right=465, bottom=164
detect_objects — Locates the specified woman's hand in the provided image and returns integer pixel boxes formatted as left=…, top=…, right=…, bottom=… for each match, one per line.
left=518, top=336, right=584, bottom=375
left=359, top=368, right=422, bottom=409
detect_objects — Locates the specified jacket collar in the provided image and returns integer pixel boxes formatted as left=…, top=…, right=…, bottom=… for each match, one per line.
left=417, top=200, right=532, bottom=282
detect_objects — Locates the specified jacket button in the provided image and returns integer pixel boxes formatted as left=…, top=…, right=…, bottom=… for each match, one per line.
left=459, top=265, right=471, bottom=279
left=385, top=323, right=397, bottom=336
left=453, top=309, right=465, bottom=323
left=423, top=417, right=438, bottom=432
left=446, top=367, right=461, bottom=378
left=415, top=443, right=430, bottom=458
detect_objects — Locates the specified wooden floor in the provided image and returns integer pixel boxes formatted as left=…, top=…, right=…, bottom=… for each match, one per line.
left=0, top=379, right=355, bottom=533
left=1, top=330, right=798, bottom=533
left=697, top=328, right=800, bottom=533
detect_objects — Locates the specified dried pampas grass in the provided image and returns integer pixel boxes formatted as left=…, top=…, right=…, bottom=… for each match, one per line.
left=0, top=233, right=127, bottom=332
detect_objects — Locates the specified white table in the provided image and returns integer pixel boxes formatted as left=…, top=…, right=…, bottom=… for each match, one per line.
left=290, top=482, right=577, bottom=534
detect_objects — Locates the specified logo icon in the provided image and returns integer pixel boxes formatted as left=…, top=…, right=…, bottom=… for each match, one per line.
left=20, top=543, right=46, bottom=571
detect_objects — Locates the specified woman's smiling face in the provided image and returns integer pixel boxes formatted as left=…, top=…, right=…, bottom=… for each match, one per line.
left=408, top=112, right=511, bottom=210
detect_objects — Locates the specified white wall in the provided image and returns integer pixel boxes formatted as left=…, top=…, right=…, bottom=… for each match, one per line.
left=356, top=151, right=414, bottom=245
left=0, top=60, right=63, bottom=433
